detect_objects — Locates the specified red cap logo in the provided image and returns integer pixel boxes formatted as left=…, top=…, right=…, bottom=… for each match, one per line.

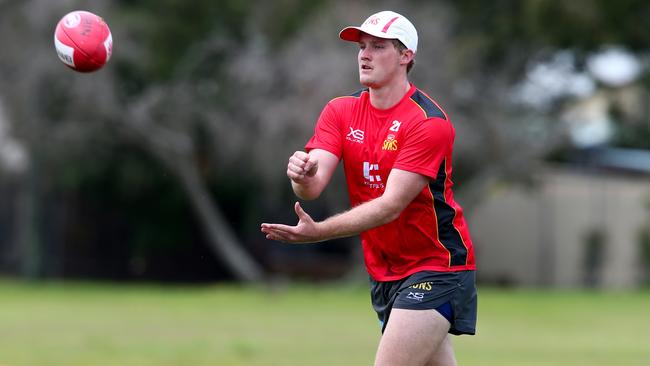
left=366, top=16, right=380, bottom=26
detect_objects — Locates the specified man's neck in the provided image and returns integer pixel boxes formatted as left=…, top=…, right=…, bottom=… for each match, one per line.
left=368, top=78, right=411, bottom=110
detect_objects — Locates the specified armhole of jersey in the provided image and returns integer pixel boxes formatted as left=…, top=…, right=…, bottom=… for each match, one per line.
left=324, top=89, right=366, bottom=153
left=409, top=89, right=448, bottom=120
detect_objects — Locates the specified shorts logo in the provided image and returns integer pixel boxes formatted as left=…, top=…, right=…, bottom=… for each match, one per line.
left=406, top=292, right=424, bottom=301
left=409, top=281, right=433, bottom=291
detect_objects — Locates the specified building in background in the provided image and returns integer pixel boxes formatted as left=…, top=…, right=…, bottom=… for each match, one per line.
left=471, top=151, right=650, bottom=288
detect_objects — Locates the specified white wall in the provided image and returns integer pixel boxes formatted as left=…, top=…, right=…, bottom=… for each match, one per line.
left=469, top=166, right=650, bottom=288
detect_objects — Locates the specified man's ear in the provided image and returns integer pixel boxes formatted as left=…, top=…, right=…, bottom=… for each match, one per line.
left=400, top=49, right=415, bottom=66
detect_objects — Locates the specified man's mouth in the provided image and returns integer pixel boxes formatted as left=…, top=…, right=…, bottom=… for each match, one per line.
left=361, top=65, right=372, bottom=70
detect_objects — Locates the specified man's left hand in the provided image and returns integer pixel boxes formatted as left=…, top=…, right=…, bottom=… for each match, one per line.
left=261, top=202, right=322, bottom=244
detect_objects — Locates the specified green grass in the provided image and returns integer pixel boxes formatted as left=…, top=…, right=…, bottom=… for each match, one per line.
left=456, top=289, right=650, bottom=366
left=0, top=280, right=648, bottom=366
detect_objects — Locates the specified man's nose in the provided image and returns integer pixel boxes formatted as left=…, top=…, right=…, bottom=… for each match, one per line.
left=359, top=48, right=371, bottom=60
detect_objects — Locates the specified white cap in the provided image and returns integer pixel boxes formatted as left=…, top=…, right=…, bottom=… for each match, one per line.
left=339, top=11, right=418, bottom=53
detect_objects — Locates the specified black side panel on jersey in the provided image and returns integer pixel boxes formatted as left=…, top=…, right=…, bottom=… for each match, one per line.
left=410, top=90, right=447, bottom=120
left=429, top=158, right=467, bottom=266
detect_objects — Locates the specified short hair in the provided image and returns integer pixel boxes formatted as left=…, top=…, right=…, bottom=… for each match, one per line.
left=392, top=39, right=415, bottom=73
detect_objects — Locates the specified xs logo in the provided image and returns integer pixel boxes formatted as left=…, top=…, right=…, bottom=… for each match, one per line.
left=406, top=292, right=424, bottom=301
left=347, top=127, right=365, bottom=143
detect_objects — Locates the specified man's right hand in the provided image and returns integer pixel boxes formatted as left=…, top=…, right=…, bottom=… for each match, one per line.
left=287, top=151, right=319, bottom=184
left=287, top=148, right=338, bottom=200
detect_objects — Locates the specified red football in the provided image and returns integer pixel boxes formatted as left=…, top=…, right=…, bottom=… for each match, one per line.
left=54, top=10, right=113, bottom=72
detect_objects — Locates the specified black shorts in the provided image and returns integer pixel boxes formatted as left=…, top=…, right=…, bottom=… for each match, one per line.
left=370, top=270, right=477, bottom=335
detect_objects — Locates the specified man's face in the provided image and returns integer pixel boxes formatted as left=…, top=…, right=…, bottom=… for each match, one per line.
left=357, top=34, right=403, bottom=88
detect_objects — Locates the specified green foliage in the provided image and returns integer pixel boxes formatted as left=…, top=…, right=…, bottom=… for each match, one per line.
left=255, top=0, right=328, bottom=47
left=452, top=0, right=650, bottom=64
left=520, top=0, right=650, bottom=50
left=111, top=0, right=326, bottom=90
left=47, top=140, right=221, bottom=280
left=640, top=199, right=650, bottom=285
left=115, top=0, right=250, bottom=81
left=450, top=0, right=650, bottom=153
left=609, top=92, right=650, bottom=149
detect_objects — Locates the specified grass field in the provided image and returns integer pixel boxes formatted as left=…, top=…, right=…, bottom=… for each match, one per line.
left=0, top=279, right=648, bottom=366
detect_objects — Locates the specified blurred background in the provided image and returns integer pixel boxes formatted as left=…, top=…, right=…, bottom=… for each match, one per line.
left=0, top=0, right=650, bottom=287
left=0, top=0, right=649, bottom=287
left=0, top=0, right=650, bottom=288
left=1, top=1, right=650, bottom=365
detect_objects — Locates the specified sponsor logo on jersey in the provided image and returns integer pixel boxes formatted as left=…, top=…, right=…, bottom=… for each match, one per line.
left=363, top=162, right=384, bottom=189
left=382, top=134, right=398, bottom=151
left=346, top=127, right=365, bottom=144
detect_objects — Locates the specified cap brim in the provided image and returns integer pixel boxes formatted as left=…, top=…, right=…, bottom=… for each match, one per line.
left=339, top=26, right=397, bottom=43
left=339, top=26, right=363, bottom=42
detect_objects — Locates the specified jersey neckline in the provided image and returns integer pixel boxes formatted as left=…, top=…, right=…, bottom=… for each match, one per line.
left=366, top=83, right=417, bottom=118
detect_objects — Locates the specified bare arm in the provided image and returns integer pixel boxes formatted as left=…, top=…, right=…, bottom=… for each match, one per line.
left=261, top=169, right=429, bottom=243
left=287, top=149, right=339, bottom=200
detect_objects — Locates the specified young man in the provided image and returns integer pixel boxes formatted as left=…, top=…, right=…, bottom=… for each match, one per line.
left=261, top=10, right=477, bottom=366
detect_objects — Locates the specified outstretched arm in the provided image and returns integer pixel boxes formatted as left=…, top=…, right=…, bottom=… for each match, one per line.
left=261, top=168, right=429, bottom=243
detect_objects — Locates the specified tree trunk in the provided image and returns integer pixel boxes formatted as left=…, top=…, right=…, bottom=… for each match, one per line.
left=174, top=161, right=264, bottom=282
left=120, top=96, right=264, bottom=282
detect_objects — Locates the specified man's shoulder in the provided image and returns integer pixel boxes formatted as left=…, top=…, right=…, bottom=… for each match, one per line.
left=407, top=88, right=449, bottom=121
left=327, top=88, right=368, bottom=105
